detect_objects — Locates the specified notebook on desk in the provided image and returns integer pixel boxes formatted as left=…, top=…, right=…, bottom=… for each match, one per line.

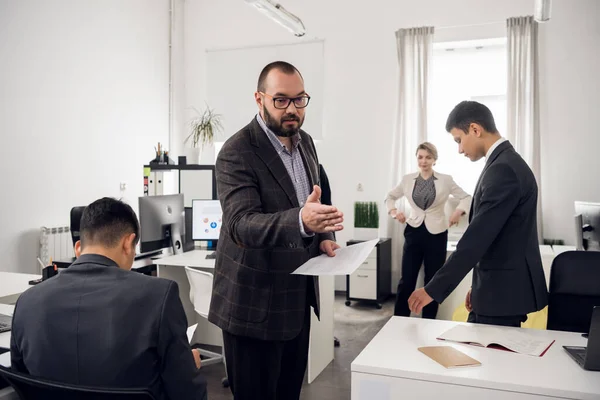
left=418, top=346, right=481, bottom=369
left=437, top=324, right=555, bottom=357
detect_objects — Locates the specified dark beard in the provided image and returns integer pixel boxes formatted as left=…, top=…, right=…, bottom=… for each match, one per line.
left=263, top=107, right=303, bottom=138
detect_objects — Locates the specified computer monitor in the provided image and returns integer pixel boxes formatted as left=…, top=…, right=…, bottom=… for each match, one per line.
left=139, top=194, right=185, bottom=255
left=574, top=201, right=600, bottom=252
left=192, top=199, right=222, bottom=250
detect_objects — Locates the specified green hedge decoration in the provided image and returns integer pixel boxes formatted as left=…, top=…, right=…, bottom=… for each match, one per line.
left=354, top=201, right=379, bottom=228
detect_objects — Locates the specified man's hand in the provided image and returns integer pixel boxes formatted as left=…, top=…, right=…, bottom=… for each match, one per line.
left=408, top=288, right=434, bottom=314
left=192, top=349, right=201, bottom=369
left=465, top=288, right=472, bottom=312
left=449, top=209, right=463, bottom=227
left=320, top=240, right=340, bottom=257
left=302, top=185, right=344, bottom=233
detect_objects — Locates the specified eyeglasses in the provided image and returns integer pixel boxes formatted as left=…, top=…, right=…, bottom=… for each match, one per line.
left=260, top=92, right=311, bottom=109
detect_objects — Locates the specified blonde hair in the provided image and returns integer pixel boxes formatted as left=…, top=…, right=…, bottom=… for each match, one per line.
left=416, top=142, right=438, bottom=161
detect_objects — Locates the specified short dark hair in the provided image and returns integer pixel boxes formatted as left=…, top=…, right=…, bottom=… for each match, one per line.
left=80, top=197, right=140, bottom=249
left=257, top=61, right=303, bottom=92
left=445, top=101, right=499, bottom=134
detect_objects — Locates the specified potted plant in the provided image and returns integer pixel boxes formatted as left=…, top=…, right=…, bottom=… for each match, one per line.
left=184, top=105, right=224, bottom=164
left=354, top=201, right=380, bottom=240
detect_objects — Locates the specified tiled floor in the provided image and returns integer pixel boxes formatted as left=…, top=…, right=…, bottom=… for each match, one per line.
left=201, top=294, right=394, bottom=400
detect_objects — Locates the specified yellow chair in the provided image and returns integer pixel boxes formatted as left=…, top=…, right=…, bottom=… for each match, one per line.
left=451, top=304, right=548, bottom=330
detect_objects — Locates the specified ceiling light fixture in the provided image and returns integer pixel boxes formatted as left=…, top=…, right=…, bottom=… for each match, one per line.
left=245, top=0, right=306, bottom=37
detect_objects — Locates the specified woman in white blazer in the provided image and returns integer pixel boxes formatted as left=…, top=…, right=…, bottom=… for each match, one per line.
left=385, top=142, right=471, bottom=319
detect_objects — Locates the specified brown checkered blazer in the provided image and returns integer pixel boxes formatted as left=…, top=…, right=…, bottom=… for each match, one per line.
left=208, top=117, right=334, bottom=341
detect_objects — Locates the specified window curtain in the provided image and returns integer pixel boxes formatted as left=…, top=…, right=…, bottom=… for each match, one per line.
left=507, top=16, right=543, bottom=240
left=386, top=26, right=434, bottom=292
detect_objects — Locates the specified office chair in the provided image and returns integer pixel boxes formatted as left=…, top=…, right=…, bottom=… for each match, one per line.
left=184, top=266, right=229, bottom=387
left=0, top=365, right=156, bottom=400
left=547, top=251, right=600, bottom=333
left=69, top=206, right=86, bottom=247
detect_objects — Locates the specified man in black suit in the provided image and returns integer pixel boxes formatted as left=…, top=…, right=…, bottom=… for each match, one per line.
left=209, top=61, right=343, bottom=400
left=10, top=198, right=207, bottom=400
left=408, top=101, right=548, bottom=327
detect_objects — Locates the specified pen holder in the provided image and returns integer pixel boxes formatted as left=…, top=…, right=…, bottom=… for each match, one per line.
left=42, top=265, right=58, bottom=281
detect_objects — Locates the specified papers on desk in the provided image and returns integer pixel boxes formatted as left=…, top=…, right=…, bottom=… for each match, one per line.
left=0, top=350, right=10, bottom=368
left=187, top=324, right=197, bottom=343
left=437, top=324, right=555, bottom=357
left=291, top=239, right=379, bottom=276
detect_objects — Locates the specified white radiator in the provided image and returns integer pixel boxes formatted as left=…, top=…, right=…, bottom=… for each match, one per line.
left=39, top=226, right=74, bottom=268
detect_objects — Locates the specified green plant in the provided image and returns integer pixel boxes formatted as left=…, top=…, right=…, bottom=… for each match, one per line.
left=354, top=201, right=379, bottom=228
left=184, top=105, right=224, bottom=149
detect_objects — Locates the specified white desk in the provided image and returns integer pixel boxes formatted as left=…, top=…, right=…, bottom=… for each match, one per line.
left=154, top=249, right=335, bottom=383
left=153, top=249, right=220, bottom=346
left=553, top=245, right=577, bottom=256
left=0, top=272, right=40, bottom=305
left=352, top=317, right=600, bottom=400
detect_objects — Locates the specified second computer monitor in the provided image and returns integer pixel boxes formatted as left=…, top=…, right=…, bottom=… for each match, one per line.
left=139, top=194, right=185, bottom=255
left=192, top=199, right=222, bottom=249
left=575, top=201, right=600, bottom=252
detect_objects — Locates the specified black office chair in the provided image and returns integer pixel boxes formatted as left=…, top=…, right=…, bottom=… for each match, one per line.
left=547, top=251, right=600, bottom=333
left=0, top=365, right=156, bottom=400
left=70, top=206, right=86, bottom=247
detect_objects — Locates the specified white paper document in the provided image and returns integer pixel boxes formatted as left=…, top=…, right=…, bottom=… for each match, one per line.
left=292, top=239, right=379, bottom=276
left=0, top=350, right=11, bottom=368
left=438, top=324, right=555, bottom=357
left=187, top=323, right=198, bottom=343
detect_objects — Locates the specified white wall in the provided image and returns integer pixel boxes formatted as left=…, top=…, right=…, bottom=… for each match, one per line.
left=0, top=0, right=170, bottom=273
left=538, top=0, right=600, bottom=244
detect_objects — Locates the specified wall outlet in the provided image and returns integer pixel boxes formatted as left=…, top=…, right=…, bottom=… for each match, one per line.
left=357, top=183, right=364, bottom=192
left=120, top=182, right=127, bottom=191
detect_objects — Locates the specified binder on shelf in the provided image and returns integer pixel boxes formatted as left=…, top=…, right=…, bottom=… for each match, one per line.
left=155, top=171, right=164, bottom=195
left=143, top=167, right=151, bottom=196
left=148, top=171, right=156, bottom=196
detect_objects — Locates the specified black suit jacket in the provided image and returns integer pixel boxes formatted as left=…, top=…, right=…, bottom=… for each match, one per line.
left=208, top=117, right=334, bottom=341
left=319, top=164, right=332, bottom=206
left=10, top=254, right=207, bottom=400
left=425, top=141, right=548, bottom=316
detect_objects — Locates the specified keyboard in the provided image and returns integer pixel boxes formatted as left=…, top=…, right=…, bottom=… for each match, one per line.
left=572, top=348, right=587, bottom=364
left=0, top=314, right=11, bottom=333
left=564, top=345, right=587, bottom=366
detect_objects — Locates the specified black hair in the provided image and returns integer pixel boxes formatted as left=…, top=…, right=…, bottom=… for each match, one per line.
left=445, top=100, right=499, bottom=134
left=257, top=61, right=303, bottom=92
left=80, top=197, right=140, bottom=248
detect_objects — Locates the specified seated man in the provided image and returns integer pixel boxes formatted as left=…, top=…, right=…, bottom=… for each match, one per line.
left=10, top=197, right=207, bottom=400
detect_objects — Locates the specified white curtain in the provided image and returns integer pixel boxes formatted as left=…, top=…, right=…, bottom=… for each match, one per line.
left=386, top=27, right=434, bottom=293
left=507, top=16, right=543, bottom=240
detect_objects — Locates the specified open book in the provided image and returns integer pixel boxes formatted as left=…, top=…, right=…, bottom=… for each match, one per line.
left=437, top=324, right=555, bottom=357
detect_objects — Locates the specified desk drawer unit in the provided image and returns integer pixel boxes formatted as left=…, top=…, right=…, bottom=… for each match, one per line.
left=345, top=238, right=392, bottom=309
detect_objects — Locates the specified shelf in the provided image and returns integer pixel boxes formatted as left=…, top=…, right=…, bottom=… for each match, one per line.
left=144, top=164, right=215, bottom=171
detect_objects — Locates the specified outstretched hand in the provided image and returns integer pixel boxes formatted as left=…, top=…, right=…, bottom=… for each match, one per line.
left=301, top=186, right=344, bottom=234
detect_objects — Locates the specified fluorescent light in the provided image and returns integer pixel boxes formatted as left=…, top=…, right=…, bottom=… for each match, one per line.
left=534, top=0, right=552, bottom=22
left=245, top=0, right=306, bottom=37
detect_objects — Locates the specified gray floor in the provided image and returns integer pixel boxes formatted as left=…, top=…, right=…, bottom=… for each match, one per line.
left=201, top=294, right=394, bottom=400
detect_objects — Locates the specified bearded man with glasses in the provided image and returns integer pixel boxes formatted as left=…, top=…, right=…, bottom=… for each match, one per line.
left=209, top=61, right=344, bottom=400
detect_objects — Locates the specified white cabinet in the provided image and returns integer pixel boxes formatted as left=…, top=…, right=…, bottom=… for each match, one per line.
left=345, top=238, right=392, bottom=309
